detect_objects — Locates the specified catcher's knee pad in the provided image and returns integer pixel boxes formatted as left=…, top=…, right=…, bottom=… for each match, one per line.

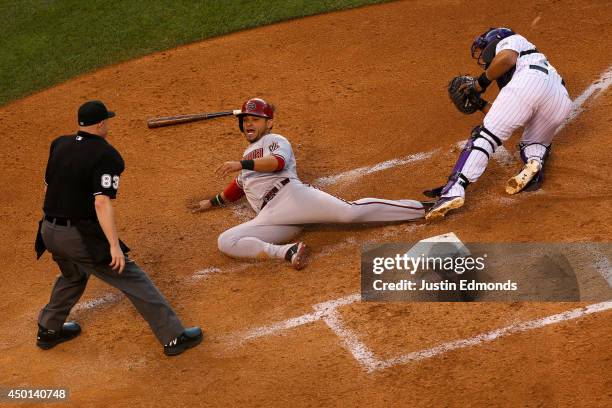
left=471, top=125, right=502, bottom=158
left=440, top=126, right=501, bottom=195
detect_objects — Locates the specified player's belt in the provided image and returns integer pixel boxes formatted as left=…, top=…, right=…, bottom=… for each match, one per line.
left=260, top=178, right=290, bottom=210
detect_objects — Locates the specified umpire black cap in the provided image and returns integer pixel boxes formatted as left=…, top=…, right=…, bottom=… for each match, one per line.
left=78, top=100, right=116, bottom=126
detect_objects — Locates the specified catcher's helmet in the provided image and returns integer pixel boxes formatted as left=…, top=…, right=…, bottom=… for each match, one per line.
left=237, top=98, right=274, bottom=132
left=471, top=27, right=515, bottom=69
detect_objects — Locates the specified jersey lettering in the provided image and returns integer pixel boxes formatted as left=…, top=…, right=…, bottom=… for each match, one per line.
left=244, top=148, right=264, bottom=160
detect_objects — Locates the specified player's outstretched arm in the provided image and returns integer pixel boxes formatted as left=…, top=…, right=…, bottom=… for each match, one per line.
left=189, top=178, right=245, bottom=214
left=189, top=196, right=217, bottom=213
left=215, top=156, right=283, bottom=178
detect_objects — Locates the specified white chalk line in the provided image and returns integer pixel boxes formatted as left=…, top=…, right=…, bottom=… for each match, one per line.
left=72, top=293, right=123, bottom=313
left=233, top=294, right=360, bottom=342
left=231, top=291, right=612, bottom=372
left=322, top=310, right=381, bottom=370
left=375, top=300, right=612, bottom=372
left=314, top=150, right=438, bottom=187
left=558, top=65, right=612, bottom=130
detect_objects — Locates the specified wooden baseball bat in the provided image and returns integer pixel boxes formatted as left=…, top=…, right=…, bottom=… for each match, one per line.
left=147, top=109, right=241, bottom=128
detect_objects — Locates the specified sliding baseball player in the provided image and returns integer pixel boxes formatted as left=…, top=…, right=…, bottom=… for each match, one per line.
left=190, top=98, right=430, bottom=269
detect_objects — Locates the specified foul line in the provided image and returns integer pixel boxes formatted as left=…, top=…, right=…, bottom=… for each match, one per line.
left=558, top=65, right=612, bottom=130
left=314, top=150, right=438, bottom=186
left=375, top=300, right=612, bottom=371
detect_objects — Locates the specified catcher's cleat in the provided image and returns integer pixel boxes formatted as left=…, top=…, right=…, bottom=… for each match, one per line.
left=506, top=159, right=541, bottom=195
left=164, top=327, right=203, bottom=356
left=36, top=321, right=81, bottom=350
left=285, top=242, right=308, bottom=270
left=425, top=196, right=465, bottom=220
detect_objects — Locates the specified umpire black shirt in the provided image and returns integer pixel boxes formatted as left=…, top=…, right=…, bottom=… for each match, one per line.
left=43, top=131, right=125, bottom=219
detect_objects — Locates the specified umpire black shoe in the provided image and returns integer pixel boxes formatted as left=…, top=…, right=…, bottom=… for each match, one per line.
left=164, top=327, right=203, bottom=356
left=36, top=322, right=81, bottom=350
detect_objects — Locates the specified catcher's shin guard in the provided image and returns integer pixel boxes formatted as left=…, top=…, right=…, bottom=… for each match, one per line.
left=423, top=126, right=501, bottom=198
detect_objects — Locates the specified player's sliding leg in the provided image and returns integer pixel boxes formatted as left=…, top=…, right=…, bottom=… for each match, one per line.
left=216, top=182, right=426, bottom=269
left=217, top=221, right=307, bottom=270
left=258, top=181, right=427, bottom=224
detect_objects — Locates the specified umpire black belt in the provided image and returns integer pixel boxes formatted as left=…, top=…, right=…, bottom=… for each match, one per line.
left=44, top=215, right=96, bottom=226
left=260, top=178, right=290, bottom=211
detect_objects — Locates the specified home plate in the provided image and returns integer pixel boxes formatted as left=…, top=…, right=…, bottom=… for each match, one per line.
left=406, top=231, right=470, bottom=259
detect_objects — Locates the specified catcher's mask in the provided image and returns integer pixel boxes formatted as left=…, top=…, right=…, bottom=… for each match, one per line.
left=471, top=27, right=515, bottom=69
left=237, top=98, right=274, bottom=132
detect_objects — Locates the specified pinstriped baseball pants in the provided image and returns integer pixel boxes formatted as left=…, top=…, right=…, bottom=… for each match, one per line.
left=447, top=68, right=572, bottom=197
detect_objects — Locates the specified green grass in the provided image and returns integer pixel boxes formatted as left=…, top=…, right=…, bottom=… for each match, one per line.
left=0, top=0, right=392, bottom=106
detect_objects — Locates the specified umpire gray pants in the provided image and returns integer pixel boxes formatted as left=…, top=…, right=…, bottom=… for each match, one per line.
left=38, top=220, right=185, bottom=345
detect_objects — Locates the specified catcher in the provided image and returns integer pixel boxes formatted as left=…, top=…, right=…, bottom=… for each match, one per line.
left=426, top=27, right=572, bottom=220
left=189, top=98, right=431, bottom=269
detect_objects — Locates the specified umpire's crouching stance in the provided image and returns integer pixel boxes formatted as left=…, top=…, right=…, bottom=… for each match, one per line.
left=35, top=100, right=202, bottom=356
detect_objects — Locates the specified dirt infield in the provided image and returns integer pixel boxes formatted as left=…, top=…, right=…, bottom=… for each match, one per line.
left=1, top=1, right=611, bottom=406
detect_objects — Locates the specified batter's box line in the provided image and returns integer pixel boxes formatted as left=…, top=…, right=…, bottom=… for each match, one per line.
left=229, top=294, right=612, bottom=373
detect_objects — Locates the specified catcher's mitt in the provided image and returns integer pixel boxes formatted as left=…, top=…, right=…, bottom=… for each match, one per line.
left=448, top=75, right=487, bottom=114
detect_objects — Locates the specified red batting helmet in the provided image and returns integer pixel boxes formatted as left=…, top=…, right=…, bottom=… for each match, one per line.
left=237, top=98, right=274, bottom=132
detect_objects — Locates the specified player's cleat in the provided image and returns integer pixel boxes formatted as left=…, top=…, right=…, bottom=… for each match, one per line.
left=419, top=201, right=437, bottom=211
left=506, top=159, right=541, bottom=195
left=425, top=196, right=465, bottom=220
left=422, top=186, right=444, bottom=199
left=164, top=327, right=203, bottom=356
left=285, top=242, right=308, bottom=270
left=36, top=321, right=81, bottom=350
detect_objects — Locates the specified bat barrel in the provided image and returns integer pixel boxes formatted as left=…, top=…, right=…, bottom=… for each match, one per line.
left=147, top=110, right=236, bottom=128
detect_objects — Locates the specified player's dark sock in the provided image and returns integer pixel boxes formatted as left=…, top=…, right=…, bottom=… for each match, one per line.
left=284, top=243, right=299, bottom=261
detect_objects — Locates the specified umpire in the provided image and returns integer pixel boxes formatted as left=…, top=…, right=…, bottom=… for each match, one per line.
left=36, top=100, right=202, bottom=356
